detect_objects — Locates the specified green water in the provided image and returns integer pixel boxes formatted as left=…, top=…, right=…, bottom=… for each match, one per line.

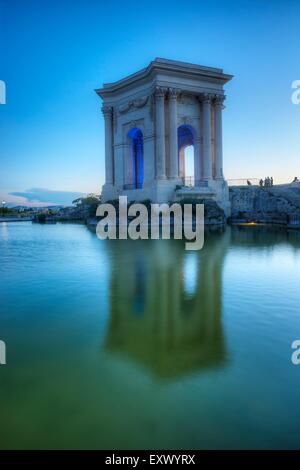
left=0, top=221, right=300, bottom=449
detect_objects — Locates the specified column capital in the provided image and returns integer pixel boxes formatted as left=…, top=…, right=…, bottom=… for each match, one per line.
left=101, top=105, right=113, bottom=117
left=154, top=86, right=167, bottom=99
left=200, top=93, right=214, bottom=104
left=214, top=94, right=226, bottom=108
left=168, top=88, right=181, bottom=99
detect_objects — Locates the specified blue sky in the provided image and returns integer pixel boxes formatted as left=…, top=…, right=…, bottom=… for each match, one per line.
left=1, top=0, right=299, bottom=205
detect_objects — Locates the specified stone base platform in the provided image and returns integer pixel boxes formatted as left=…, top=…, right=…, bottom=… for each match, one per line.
left=101, top=178, right=231, bottom=218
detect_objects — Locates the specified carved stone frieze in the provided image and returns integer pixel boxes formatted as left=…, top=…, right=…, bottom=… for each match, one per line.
left=118, top=96, right=149, bottom=114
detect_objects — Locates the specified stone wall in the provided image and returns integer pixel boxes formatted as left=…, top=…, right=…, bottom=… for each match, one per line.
left=229, top=184, right=300, bottom=228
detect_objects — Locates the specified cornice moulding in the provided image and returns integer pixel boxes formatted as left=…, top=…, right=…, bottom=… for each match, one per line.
left=96, top=58, right=233, bottom=99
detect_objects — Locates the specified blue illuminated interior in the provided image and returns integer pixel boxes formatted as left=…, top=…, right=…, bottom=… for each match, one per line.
left=177, top=125, right=194, bottom=150
left=128, top=128, right=144, bottom=189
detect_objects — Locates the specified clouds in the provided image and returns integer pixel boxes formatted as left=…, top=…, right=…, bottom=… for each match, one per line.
left=7, top=188, right=85, bottom=206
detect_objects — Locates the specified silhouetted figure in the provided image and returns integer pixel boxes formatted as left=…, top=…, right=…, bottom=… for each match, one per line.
left=247, top=180, right=252, bottom=186
left=270, top=177, right=274, bottom=187
left=292, top=176, right=299, bottom=183
left=266, top=177, right=272, bottom=187
left=259, top=179, right=263, bottom=188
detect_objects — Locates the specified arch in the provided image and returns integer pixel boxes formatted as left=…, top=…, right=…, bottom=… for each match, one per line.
left=177, top=125, right=196, bottom=186
left=127, top=127, right=144, bottom=189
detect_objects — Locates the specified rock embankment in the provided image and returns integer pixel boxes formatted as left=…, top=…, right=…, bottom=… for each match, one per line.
left=230, top=184, right=300, bottom=228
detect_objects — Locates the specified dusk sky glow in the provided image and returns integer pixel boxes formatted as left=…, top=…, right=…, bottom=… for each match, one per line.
left=1, top=0, right=299, bottom=206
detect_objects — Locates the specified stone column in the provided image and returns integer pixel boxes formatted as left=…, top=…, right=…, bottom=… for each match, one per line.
left=143, top=134, right=155, bottom=185
left=155, top=87, right=166, bottom=179
left=113, top=144, right=124, bottom=189
left=194, top=138, right=202, bottom=185
left=202, top=94, right=213, bottom=181
left=179, top=147, right=185, bottom=178
left=102, top=106, right=114, bottom=185
left=168, top=88, right=179, bottom=179
left=214, top=95, right=225, bottom=179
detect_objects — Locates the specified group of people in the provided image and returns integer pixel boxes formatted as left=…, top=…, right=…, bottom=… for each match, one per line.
left=245, top=177, right=299, bottom=187
left=259, top=177, right=273, bottom=188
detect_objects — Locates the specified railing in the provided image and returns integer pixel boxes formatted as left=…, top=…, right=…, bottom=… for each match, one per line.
left=180, top=177, right=208, bottom=188
left=123, top=183, right=143, bottom=190
left=227, top=178, right=260, bottom=187
left=228, top=178, right=300, bottom=187
left=181, top=176, right=194, bottom=187
left=123, top=178, right=300, bottom=190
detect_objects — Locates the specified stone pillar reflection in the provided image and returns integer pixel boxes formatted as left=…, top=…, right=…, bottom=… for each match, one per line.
left=168, top=88, right=179, bottom=179
left=214, top=95, right=225, bottom=179
left=202, top=94, right=213, bottom=181
left=155, top=87, right=166, bottom=179
left=102, top=106, right=114, bottom=185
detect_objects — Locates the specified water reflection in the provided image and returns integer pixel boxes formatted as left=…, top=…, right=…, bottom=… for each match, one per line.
left=1, top=223, right=300, bottom=449
left=0, top=222, right=8, bottom=241
left=183, top=253, right=198, bottom=296
left=104, top=228, right=230, bottom=379
left=231, top=224, right=300, bottom=248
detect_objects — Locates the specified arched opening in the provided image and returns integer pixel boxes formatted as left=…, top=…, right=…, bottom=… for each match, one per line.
left=177, top=125, right=195, bottom=186
left=127, top=128, right=144, bottom=189
left=184, top=146, right=194, bottom=181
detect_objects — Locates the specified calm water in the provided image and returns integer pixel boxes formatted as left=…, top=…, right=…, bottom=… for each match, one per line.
left=0, top=221, right=300, bottom=449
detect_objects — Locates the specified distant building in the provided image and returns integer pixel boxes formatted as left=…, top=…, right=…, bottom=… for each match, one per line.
left=96, top=58, right=233, bottom=215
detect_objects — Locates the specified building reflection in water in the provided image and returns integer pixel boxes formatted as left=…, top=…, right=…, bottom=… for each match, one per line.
left=104, top=228, right=230, bottom=380
left=183, top=253, right=198, bottom=296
